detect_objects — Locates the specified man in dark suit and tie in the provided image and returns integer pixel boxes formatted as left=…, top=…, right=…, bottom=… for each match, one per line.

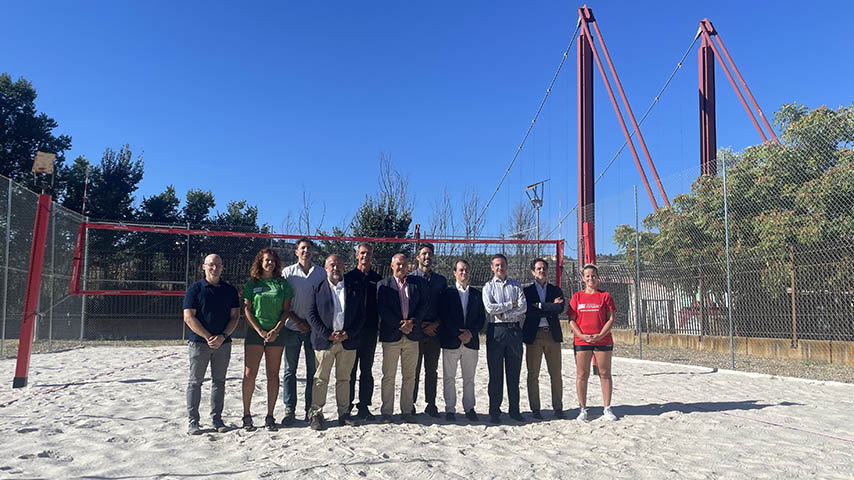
left=438, top=259, right=486, bottom=422
left=376, top=253, right=427, bottom=423
left=522, top=258, right=565, bottom=419
left=306, top=254, right=366, bottom=430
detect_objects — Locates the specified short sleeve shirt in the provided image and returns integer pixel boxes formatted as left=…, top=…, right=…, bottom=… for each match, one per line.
left=183, top=279, right=240, bottom=343
left=568, top=290, right=616, bottom=345
left=242, top=277, right=294, bottom=330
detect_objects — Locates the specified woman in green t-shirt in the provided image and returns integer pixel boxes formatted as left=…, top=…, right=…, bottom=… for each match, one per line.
left=241, top=247, right=294, bottom=431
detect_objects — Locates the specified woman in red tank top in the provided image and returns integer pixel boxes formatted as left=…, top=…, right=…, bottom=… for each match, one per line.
left=567, top=264, right=617, bottom=421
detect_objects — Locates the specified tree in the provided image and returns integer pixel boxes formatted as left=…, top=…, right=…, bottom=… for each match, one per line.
left=84, top=145, right=145, bottom=221
left=0, top=73, right=72, bottom=188
left=503, top=199, right=535, bottom=278
left=427, top=187, right=456, bottom=258
left=183, top=189, right=215, bottom=226
left=461, top=188, right=486, bottom=255
left=613, top=103, right=854, bottom=336
left=347, top=153, right=414, bottom=269
left=298, top=184, right=325, bottom=235
left=55, top=155, right=92, bottom=214
left=139, top=185, right=181, bottom=224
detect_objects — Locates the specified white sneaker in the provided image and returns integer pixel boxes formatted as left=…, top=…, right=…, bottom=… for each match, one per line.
left=602, top=406, right=618, bottom=421
left=575, top=408, right=588, bottom=421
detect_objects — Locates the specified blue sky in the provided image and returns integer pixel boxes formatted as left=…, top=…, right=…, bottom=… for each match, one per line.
left=4, top=1, right=852, bottom=254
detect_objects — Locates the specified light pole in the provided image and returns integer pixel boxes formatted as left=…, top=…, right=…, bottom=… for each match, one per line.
left=525, top=179, right=549, bottom=256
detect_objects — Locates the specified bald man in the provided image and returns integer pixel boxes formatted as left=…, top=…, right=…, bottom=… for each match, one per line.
left=376, top=253, right=428, bottom=423
left=306, top=255, right=366, bottom=430
left=182, top=254, right=241, bottom=435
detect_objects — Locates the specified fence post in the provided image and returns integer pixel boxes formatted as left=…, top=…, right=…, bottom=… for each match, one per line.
left=699, top=265, right=706, bottom=339
left=634, top=186, right=643, bottom=359
left=79, top=217, right=89, bottom=345
left=49, top=205, right=56, bottom=352
left=789, top=246, right=798, bottom=348
left=1, top=177, right=11, bottom=359
left=722, top=156, right=735, bottom=370
left=183, top=222, right=190, bottom=341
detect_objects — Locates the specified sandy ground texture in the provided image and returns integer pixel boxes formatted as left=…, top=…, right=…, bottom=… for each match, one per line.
left=1, top=345, right=853, bottom=480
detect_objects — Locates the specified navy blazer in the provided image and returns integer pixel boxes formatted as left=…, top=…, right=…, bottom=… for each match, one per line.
left=522, top=282, right=565, bottom=344
left=344, top=267, right=382, bottom=331
left=438, top=285, right=486, bottom=350
left=376, top=275, right=427, bottom=343
left=307, top=278, right=366, bottom=350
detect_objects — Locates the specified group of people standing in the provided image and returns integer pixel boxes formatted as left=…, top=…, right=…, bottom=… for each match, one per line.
left=182, top=238, right=617, bottom=434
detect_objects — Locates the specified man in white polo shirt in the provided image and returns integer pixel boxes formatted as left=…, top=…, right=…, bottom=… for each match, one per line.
left=281, top=237, right=326, bottom=425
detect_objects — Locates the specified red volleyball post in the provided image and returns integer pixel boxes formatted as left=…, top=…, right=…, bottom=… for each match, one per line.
left=578, top=5, right=596, bottom=276
left=699, top=33, right=717, bottom=176
left=13, top=194, right=52, bottom=388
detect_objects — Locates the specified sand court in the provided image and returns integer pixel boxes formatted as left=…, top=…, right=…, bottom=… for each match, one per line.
left=1, top=345, right=852, bottom=479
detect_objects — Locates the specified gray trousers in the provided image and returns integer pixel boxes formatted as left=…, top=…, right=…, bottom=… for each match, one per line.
left=187, top=341, right=232, bottom=423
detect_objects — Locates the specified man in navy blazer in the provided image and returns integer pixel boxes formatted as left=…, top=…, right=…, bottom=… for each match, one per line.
left=438, top=259, right=486, bottom=422
left=376, top=253, right=427, bottom=423
left=306, top=254, right=366, bottom=430
left=522, top=258, right=565, bottom=419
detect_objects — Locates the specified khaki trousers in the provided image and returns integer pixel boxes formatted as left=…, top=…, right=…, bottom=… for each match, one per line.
left=442, top=346, right=479, bottom=414
left=380, top=337, right=419, bottom=416
left=525, top=328, right=563, bottom=411
left=310, top=342, right=357, bottom=417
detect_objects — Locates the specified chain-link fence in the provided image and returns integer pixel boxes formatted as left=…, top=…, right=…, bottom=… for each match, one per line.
left=584, top=104, right=854, bottom=369
left=4, top=104, right=852, bottom=376
left=76, top=223, right=562, bottom=343
left=0, top=174, right=85, bottom=359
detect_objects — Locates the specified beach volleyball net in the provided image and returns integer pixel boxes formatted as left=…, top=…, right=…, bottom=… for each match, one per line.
left=67, top=221, right=564, bottom=341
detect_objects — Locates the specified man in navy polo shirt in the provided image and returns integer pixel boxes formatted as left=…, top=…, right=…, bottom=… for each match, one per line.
left=183, top=253, right=241, bottom=435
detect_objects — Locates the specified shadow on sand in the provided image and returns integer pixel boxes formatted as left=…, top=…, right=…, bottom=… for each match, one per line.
left=613, top=400, right=801, bottom=417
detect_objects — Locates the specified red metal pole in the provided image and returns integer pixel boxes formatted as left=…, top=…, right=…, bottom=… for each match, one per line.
left=578, top=17, right=659, bottom=211
left=703, top=19, right=780, bottom=144
left=589, top=20, right=670, bottom=207
left=699, top=35, right=717, bottom=176
left=578, top=7, right=596, bottom=275
left=69, top=223, right=86, bottom=294
left=698, top=25, right=768, bottom=143
left=13, top=194, right=52, bottom=388
left=555, top=239, right=564, bottom=288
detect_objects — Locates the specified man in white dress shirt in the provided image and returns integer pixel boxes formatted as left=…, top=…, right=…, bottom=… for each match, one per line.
left=482, top=253, right=527, bottom=424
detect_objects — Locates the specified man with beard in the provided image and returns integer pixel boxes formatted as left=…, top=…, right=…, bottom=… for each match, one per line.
left=411, top=243, right=447, bottom=417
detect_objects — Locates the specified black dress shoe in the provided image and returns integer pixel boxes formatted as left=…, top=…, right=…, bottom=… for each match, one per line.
left=509, top=412, right=525, bottom=422
left=532, top=410, right=543, bottom=419
left=489, top=414, right=500, bottom=424
left=554, top=409, right=565, bottom=419
left=424, top=404, right=440, bottom=418
left=401, top=413, right=418, bottom=424
left=355, top=406, right=375, bottom=421
left=381, top=414, right=393, bottom=424
left=309, top=414, right=325, bottom=431
left=338, top=414, right=358, bottom=427
left=445, top=412, right=456, bottom=421
left=465, top=409, right=479, bottom=422
left=280, top=410, right=295, bottom=427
